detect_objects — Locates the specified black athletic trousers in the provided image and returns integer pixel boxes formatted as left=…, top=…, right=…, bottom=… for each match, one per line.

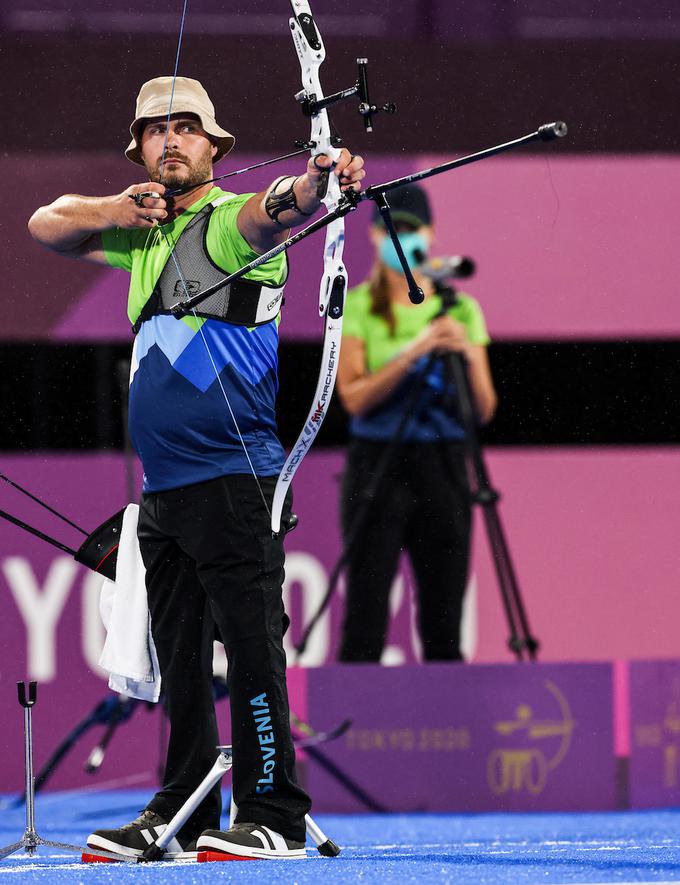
left=339, top=439, right=472, bottom=662
left=137, top=474, right=310, bottom=843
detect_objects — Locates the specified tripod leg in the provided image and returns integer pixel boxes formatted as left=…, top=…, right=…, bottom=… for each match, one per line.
left=0, top=839, right=25, bottom=861
left=482, top=503, right=539, bottom=659
left=305, top=815, right=341, bottom=857
left=481, top=504, right=524, bottom=658
left=39, top=837, right=92, bottom=854
left=442, top=347, right=540, bottom=660
left=140, top=748, right=233, bottom=861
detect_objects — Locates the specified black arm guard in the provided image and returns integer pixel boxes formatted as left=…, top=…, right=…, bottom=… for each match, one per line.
left=265, top=176, right=316, bottom=225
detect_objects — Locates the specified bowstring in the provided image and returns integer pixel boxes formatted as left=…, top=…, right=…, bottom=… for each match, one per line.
left=159, top=0, right=188, bottom=167
left=161, top=231, right=273, bottom=519
left=156, top=0, right=273, bottom=519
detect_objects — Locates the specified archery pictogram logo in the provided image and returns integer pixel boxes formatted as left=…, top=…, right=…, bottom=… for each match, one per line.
left=487, top=680, right=575, bottom=796
left=634, top=675, right=680, bottom=790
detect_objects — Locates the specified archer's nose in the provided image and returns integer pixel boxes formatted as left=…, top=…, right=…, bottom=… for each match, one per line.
left=166, top=129, right=182, bottom=150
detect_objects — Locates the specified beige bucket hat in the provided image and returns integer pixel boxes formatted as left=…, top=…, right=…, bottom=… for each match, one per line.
left=126, top=76, right=235, bottom=166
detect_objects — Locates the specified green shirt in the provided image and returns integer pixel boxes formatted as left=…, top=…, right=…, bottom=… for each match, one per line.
left=343, top=282, right=490, bottom=373
left=101, top=188, right=286, bottom=327
left=344, top=281, right=491, bottom=442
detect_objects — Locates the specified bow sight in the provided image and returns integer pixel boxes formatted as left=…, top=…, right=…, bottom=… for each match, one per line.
left=294, top=57, right=396, bottom=134
left=160, top=59, right=393, bottom=200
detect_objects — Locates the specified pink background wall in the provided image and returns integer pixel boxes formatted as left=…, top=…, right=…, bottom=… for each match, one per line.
left=1, top=448, right=679, bottom=792
left=1, top=448, right=679, bottom=672
left=5, top=153, right=680, bottom=341
left=424, top=154, right=680, bottom=340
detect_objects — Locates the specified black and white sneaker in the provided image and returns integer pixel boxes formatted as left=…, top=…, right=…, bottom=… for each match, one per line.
left=197, top=822, right=307, bottom=860
left=86, top=809, right=195, bottom=859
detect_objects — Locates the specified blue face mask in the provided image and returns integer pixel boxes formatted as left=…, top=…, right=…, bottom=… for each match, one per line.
left=379, top=231, right=428, bottom=274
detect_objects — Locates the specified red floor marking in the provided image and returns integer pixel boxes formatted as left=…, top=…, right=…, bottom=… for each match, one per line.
left=81, top=852, right=120, bottom=864
left=198, top=851, right=257, bottom=862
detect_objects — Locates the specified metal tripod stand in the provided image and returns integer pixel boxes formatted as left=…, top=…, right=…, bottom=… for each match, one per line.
left=436, top=283, right=539, bottom=660
left=0, top=682, right=84, bottom=861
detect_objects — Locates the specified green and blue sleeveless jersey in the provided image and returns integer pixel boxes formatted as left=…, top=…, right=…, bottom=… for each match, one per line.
left=102, top=187, right=287, bottom=493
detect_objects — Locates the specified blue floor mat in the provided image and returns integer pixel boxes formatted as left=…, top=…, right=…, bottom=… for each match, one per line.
left=1, top=789, right=680, bottom=883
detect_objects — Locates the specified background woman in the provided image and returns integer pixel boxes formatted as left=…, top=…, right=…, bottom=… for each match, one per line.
left=336, top=184, right=497, bottom=662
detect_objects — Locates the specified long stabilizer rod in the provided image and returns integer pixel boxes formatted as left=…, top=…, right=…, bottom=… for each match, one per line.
left=0, top=508, right=76, bottom=557
left=0, top=472, right=87, bottom=535
left=172, top=121, right=567, bottom=317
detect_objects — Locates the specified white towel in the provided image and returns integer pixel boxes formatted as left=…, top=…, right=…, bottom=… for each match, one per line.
left=98, top=503, right=161, bottom=702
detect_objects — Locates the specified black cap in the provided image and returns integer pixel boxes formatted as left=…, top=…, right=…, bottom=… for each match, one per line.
left=372, top=184, right=432, bottom=228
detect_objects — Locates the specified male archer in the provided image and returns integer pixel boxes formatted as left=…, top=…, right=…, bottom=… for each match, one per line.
left=29, top=76, right=365, bottom=860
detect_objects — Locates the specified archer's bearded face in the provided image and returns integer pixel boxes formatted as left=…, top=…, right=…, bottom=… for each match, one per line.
left=139, top=116, right=217, bottom=188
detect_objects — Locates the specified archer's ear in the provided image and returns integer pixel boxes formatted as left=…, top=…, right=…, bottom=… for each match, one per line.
left=211, top=142, right=218, bottom=159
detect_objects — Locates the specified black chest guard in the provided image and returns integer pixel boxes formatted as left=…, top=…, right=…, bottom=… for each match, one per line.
left=132, top=196, right=286, bottom=334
